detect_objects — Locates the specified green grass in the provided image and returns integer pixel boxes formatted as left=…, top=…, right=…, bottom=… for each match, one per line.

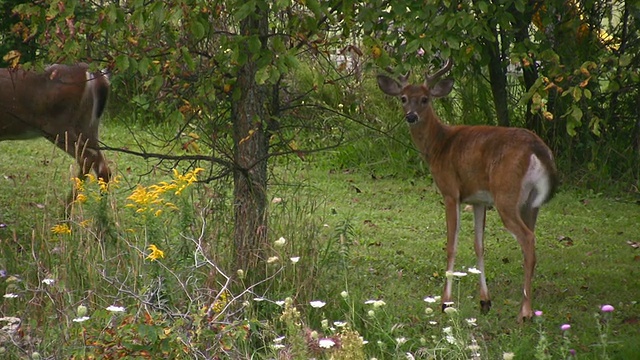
left=297, top=163, right=640, bottom=358
left=0, top=123, right=639, bottom=359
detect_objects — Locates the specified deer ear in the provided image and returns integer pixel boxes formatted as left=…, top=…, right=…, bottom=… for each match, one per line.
left=377, top=75, right=403, bottom=96
left=430, top=78, right=454, bottom=98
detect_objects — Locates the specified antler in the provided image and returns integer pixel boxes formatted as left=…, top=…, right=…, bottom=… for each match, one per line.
left=385, top=66, right=411, bottom=87
left=425, top=58, right=453, bottom=86
left=397, top=72, right=410, bottom=87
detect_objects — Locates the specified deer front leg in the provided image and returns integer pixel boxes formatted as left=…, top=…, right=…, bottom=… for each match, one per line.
left=442, top=196, right=460, bottom=311
left=473, top=205, right=491, bottom=313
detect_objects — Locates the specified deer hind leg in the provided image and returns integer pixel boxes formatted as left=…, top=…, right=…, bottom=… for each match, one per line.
left=473, top=205, right=491, bottom=313
left=521, top=191, right=540, bottom=232
left=495, top=197, right=537, bottom=322
left=442, top=196, right=461, bottom=311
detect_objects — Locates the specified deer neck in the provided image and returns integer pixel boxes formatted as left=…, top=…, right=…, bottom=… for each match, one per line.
left=408, top=106, right=450, bottom=163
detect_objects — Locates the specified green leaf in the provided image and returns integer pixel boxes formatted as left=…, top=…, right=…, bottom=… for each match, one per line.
left=619, top=54, right=632, bottom=67
left=115, top=54, right=130, bottom=71
left=150, top=1, right=166, bottom=23
left=283, top=53, right=299, bottom=69
left=191, top=20, right=205, bottom=39
left=305, top=0, right=321, bottom=17
left=138, top=57, right=150, bottom=76
left=589, top=116, right=601, bottom=136
left=235, top=0, right=257, bottom=20
left=571, top=86, right=582, bottom=102
left=273, top=37, right=286, bottom=53
left=565, top=105, right=583, bottom=137
left=247, top=35, right=262, bottom=54
left=255, top=66, right=270, bottom=85
left=181, top=47, right=195, bottom=71
left=145, top=75, right=164, bottom=92
left=518, top=77, right=544, bottom=107
left=477, top=1, right=489, bottom=13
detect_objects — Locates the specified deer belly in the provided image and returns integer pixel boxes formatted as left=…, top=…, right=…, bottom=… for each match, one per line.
left=462, top=191, right=494, bottom=205
left=0, top=126, right=41, bottom=141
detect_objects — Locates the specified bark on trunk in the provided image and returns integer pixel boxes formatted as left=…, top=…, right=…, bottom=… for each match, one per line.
left=486, top=26, right=510, bottom=127
left=512, top=3, right=544, bottom=135
left=232, top=6, right=269, bottom=272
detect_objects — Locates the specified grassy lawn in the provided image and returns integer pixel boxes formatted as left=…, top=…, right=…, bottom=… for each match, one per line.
left=296, top=163, right=640, bottom=358
left=0, top=123, right=638, bottom=359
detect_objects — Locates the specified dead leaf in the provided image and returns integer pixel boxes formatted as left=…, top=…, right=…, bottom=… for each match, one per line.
left=558, top=235, right=574, bottom=246
left=363, top=219, right=376, bottom=227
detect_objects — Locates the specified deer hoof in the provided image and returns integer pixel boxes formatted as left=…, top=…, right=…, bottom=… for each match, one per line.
left=480, top=300, right=492, bottom=314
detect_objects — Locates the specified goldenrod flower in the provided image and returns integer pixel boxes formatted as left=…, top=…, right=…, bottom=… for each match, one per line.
left=146, top=244, right=165, bottom=261
left=97, top=177, right=109, bottom=192
left=211, top=290, right=229, bottom=314
left=51, top=224, right=71, bottom=235
left=79, top=219, right=92, bottom=228
left=126, top=168, right=204, bottom=215
left=74, top=193, right=88, bottom=203
left=72, top=177, right=85, bottom=193
left=85, top=173, right=97, bottom=184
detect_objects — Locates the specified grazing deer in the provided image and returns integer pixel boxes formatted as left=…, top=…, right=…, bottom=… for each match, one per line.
left=0, top=63, right=111, bottom=193
left=377, top=58, right=558, bottom=322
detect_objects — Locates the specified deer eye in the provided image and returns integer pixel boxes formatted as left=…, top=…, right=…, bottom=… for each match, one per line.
left=421, top=96, right=429, bottom=105
left=400, top=95, right=408, bottom=104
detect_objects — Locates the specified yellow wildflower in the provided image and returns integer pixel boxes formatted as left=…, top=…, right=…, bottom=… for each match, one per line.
left=126, top=168, right=204, bottom=214
left=51, top=224, right=71, bottom=235
left=211, top=290, right=229, bottom=314
left=74, top=193, right=88, bottom=203
left=97, top=177, right=109, bottom=192
left=79, top=219, right=92, bottom=228
left=85, top=173, right=97, bottom=184
left=71, top=177, right=85, bottom=193
left=146, top=244, right=165, bottom=261
left=164, top=202, right=178, bottom=210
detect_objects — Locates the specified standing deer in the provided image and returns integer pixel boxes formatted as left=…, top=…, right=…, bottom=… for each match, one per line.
left=377, top=58, right=558, bottom=322
left=0, top=63, right=111, bottom=190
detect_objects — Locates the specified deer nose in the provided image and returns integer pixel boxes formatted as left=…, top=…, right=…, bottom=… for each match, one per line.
left=405, top=112, right=419, bottom=123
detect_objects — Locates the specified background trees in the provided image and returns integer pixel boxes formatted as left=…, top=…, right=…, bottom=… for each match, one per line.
left=6, top=0, right=639, bottom=271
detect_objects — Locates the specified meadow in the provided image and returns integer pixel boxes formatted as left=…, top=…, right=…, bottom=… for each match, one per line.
left=0, top=123, right=638, bottom=359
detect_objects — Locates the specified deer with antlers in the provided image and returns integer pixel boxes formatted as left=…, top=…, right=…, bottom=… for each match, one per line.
left=377, top=58, right=558, bottom=322
left=0, top=63, right=111, bottom=193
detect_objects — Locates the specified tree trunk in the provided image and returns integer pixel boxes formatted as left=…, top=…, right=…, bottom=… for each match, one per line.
left=512, top=1, right=545, bottom=135
left=486, top=25, right=510, bottom=127
left=232, top=6, right=270, bottom=273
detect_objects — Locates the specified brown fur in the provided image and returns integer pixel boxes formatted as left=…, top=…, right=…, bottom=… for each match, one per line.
left=0, top=63, right=111, bottom=182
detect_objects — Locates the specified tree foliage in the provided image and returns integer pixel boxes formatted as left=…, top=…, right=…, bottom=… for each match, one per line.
left=4, top=0, right=639, bottom=271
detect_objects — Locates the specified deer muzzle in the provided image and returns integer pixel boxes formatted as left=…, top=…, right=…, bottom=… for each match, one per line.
left=405, top=112, right=419, bottom=124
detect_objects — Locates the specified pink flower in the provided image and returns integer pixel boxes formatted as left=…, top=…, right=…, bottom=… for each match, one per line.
left=534, top=310, right=543, bottom=317
left=561, top=324, right=571, bottom=331
left=601, top=304, right=614, bottom=312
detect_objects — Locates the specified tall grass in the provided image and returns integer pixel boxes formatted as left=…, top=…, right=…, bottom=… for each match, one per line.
left=0, top=130, right=639, bottom=359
